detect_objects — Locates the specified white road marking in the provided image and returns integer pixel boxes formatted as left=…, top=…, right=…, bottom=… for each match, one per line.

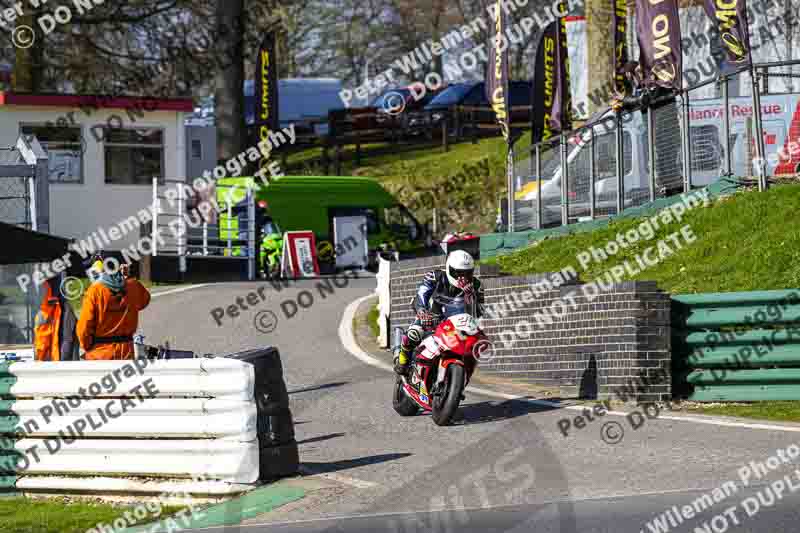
left=151, top=284, right=210, bottom=298
left=339, top=294, right=800, bottom=434
left=339, top=296, right=394, bottom=373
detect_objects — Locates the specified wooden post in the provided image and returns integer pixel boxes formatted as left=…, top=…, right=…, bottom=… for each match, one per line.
left=322, top=142, right=330, bottom=175
left=355, top=130, right=362, bottom=166
left=472, top=108, right=478, bottom=144
left=335, top=143, right=342, bottom=175
left=454, top=106, right=461, bottom=142
left=139, top=254, right=152, bottom=284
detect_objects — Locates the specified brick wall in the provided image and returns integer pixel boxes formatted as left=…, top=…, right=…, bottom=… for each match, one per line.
left=388, top=257, right=671, bottom=402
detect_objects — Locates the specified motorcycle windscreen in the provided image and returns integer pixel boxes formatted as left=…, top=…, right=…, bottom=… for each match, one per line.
left=431, top=293, right=477, bottom=319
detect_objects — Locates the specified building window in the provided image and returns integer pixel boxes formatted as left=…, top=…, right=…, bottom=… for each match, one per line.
left=104, top=128, right=164, bottom=185
left=20, top=124, right=83, bottom=184
left=191, top=139, right=202, bottom=159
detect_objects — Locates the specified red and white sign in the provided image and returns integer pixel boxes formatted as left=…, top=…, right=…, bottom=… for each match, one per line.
left=281, top=231, right=320, bottom=278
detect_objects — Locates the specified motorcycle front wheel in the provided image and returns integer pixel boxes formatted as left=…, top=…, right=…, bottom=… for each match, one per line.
left=392, top=377, right=420, bottom=416
left=431, top=364, right=465, bottom=426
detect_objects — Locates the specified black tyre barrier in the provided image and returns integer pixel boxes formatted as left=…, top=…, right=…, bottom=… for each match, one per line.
left=224, top=347, right=299, bottom=481
left=259, top=441, right=301, bottom=480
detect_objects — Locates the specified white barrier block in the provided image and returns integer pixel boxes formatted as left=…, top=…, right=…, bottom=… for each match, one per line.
left=8, top=398, right=257, bottom=440
left=17, top=475, right=254, bottom=497
left=7, top=359, right=254, bottom=400
left=10, top=438, right=259, bottom=483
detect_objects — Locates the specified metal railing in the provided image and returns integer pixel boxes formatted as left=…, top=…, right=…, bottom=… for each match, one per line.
left=151, top=178, right=257, bottom=280
left=510, top=59, right=800, bottom=232
left=0, top=135, right=50, bottom=344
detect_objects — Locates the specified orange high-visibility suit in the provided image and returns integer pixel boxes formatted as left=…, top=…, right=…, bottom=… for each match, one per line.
left=34, top=277, right=79, bottom=361
left=34, top=280, right=62, bottom=361
left=77, top=278, right=151, bottom=360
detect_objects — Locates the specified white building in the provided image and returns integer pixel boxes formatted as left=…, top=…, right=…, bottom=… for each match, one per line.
left=0, top=92, right=193, bottom=249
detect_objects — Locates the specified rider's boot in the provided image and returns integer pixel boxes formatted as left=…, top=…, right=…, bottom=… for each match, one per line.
left=394, top=348, right=412, bottom=376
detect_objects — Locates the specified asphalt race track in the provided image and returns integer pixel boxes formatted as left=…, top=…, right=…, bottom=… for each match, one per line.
left=140, top=279, right=800, bottom=533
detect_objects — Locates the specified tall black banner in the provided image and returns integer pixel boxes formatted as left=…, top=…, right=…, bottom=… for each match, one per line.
left=486, top=0, right=511, bottom=143
left=613, top=0, right=630, bottom=96
left=635, top=0, right=682, bottom=91
left=532, top=18, right=572, bottom=144
left=702, top=0, right=751, bottom=70
left=254, top=32, right=279, bottom=173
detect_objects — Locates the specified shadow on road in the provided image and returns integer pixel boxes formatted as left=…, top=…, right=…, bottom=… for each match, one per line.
left=289, top=381, right=350, bottom=395
left=453, top=399, right=561, bottom=426
left=301, top=453, right=412, bottom=475
left=296, top=432, right=346, bottom=445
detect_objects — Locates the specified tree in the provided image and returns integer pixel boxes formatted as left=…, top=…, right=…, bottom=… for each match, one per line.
left=214, top=0, right=246, bottom=163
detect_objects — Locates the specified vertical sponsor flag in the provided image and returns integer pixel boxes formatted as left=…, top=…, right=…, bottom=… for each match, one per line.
left=532, top=18, right=573, bottom=144
left=702, top=0, right=751, bottom=75
left=486, top=0, right=511, bottom=144
left=613, top=0, right=630, bottom=96
left=635, top=0, right=682, bottom=91
left=254, top=32, right=280, bottom=175
left=486, top=1, right=517, bottom=231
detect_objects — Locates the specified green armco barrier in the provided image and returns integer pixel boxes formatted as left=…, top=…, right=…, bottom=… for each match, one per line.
left=682, top=328, right=800, bottom=348
left=0, top=474, right=16, bottom=490
left=672, top=288, right=800, bottom=401
left=689, top=344, right=800, bottom=368
left=688, top=368, right=800, bottom=384
left=0, top=362, right=17, bottom=398
left=688, top=384, right=800, bottom=402
left=676, top=305, right=800, bottom=329
left=672, top=289, right=800, bottom=307
left=480, top=177, right=741, bottom=259
left=0, top=412, right=20, bottom=435
left=0, top=361, right=21, bottom=493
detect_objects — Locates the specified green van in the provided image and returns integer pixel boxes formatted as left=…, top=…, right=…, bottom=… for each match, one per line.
left=213, top=175, right=426, bottom=269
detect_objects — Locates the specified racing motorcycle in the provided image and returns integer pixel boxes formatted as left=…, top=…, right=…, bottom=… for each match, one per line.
left=392, top=294, right=490, bottom=426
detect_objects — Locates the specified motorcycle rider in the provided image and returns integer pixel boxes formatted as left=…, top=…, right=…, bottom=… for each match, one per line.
left=393, top=250, right=483, bottom=375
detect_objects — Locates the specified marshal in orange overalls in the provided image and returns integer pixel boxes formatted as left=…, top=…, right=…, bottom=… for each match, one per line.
left=76, top=277, right=151, bottom=360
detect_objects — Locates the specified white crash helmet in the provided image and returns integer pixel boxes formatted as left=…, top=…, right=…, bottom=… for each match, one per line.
left=446, top=250, right=475, bottom=288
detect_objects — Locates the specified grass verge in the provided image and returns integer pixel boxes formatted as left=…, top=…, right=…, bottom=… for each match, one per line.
left=683, top=402, right=800, bottom=423
left=492, top=184, right=800, bottom=293
left=0, top=497, right=183, bottom=533
left=367, top=305, right=381, bottom=339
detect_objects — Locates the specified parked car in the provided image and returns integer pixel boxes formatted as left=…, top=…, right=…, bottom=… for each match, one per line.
left=409, top=81, right=532, bottom=137
left=373, top=85, right=445, bottom=119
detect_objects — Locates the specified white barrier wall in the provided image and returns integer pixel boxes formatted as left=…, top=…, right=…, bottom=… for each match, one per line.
left=0, top=358, right=259, bottom=495
left=376, top=256, right=391, bottom=348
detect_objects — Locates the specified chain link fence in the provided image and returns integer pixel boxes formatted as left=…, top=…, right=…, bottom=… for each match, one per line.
left=0, top=148, right=32, bottom=229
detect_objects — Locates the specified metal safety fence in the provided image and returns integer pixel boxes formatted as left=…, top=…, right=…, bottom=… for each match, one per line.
left=151, top=179, right=257, bottom=281
left=0, top=136, right=50, bottom=345
left=511, top=58, right=800, bottom=232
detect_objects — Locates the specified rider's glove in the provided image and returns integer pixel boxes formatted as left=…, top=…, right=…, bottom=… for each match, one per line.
left=459, top=280, right=475, bottom=304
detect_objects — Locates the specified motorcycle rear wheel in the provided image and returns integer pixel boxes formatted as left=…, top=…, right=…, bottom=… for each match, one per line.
left=431, top=364, right=465, bottom=426
left=392, top=377, right=420, bottom=416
